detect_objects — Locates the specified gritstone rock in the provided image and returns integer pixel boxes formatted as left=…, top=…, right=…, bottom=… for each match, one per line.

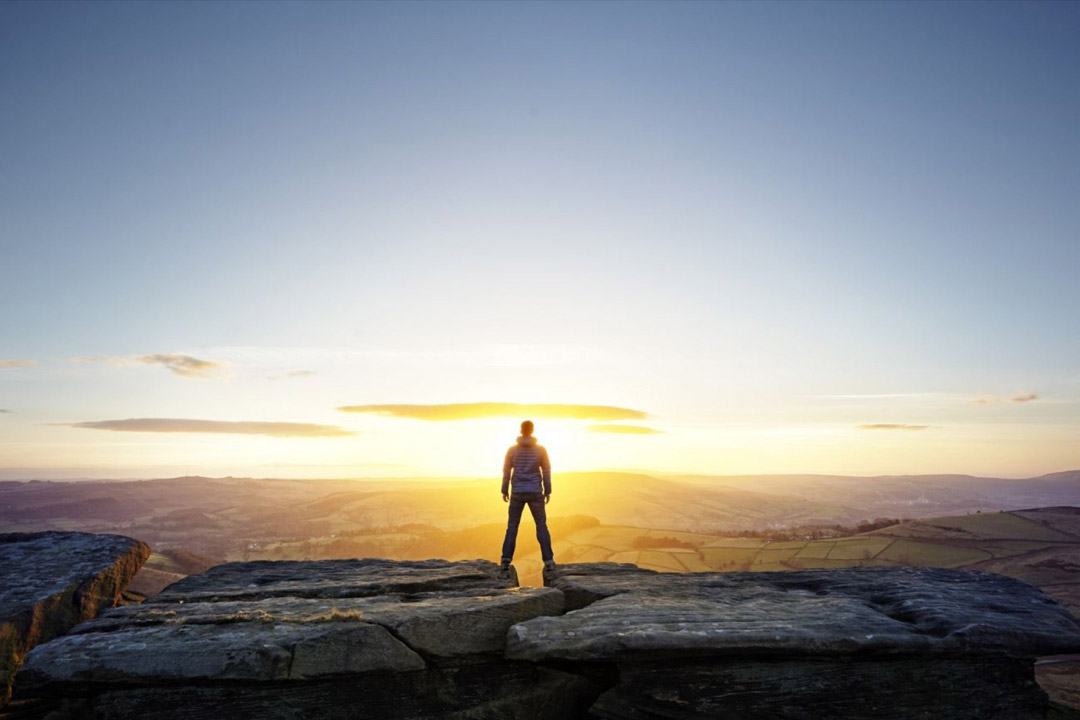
left=0, top=532, right=150, bottom=706
left=510, top=563, right=1080, bottom=719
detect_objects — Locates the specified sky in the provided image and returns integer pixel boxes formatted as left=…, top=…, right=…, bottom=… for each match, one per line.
left=1, top=1, right=1078, bottom=480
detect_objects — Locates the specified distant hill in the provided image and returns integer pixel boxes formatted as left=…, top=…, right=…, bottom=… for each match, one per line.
left=2, top=471, right=1078, bottom=559
left=671, top=470, right=1080, bottom=519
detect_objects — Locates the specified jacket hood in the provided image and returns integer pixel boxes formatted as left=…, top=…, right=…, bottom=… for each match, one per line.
left=517, top=435, right=537, bottom=446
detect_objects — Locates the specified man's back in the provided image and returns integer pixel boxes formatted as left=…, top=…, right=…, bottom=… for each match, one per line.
left=502, top=435, right=551, bottom=496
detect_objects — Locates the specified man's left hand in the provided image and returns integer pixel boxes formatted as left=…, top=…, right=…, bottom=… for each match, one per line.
left=544, top=494, right=550, bottom=505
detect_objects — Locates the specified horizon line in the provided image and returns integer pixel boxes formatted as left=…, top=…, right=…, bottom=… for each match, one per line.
left=1, top=467, right=1075, bottom=483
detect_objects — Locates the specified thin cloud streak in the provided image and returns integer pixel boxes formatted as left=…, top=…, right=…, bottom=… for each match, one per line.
left=973, top=392, right=1040, bottom=405
left=587, top=424, right=664, bottom=435
left=857, top=424, right=932, bottom=431
left=71, top=353, right=228, bottom=378
left=337, top=402, right=647, bottom=421
left=140, top=354, right=226, bottom=378
left=0, top=359, right=34, bottom=369
left=67, top=418, right=354, bottom=437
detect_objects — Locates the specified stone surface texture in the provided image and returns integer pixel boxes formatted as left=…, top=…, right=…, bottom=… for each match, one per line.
left=15, top=559, right=1080, bottom=719
left=509, top=563, right=1080, bottom=718
left=151, top=557, right=520, bottom=602
left=17, top=558, right=574, bottom=719
left=0, top=532, right=150, bottom=706
left=509, top=563, right=1080, bottom=661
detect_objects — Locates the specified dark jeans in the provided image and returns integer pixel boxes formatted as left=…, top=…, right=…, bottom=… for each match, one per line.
left=501, top=492, right=553, bottom=563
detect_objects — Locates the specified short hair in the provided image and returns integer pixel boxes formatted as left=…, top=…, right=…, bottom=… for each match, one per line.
left=520, top=420, right=534, bottom=436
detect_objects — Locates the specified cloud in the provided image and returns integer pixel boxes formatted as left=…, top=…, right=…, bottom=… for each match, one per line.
left=66, top=418, right=354, bottom=437
left=0, top=359, right=34, bottom=369
left=972, top=392, right=1039, bottom=405
left=137, top=354, right=227, bottom=378
left=71, top=353, right=228, bottom=378
left=0, top=409, right=10, bottom=414
left=337, top=402, right=647, bottom=422
left=857, top=424, right=931, bottom=431
left=587, top=424, right=664, bottom=435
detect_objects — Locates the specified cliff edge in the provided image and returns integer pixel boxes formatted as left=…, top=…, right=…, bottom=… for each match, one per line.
left=15, top=559, right=1080, bottom=718
left=0, top=532, right=150, bottom=707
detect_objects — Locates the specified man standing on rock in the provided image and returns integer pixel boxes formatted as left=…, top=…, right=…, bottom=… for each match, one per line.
left=500, top=420, right=555, bottom=572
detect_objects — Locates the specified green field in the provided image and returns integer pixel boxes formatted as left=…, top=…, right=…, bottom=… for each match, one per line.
left=827, top=537, right=893, bottom=560
left=875, top=512, right=1079, bottom=542
left=544, top=511, right=1080, bottom=587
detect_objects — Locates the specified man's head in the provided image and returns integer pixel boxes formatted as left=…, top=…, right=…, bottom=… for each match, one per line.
left=520, top=420, right=534, bottom=437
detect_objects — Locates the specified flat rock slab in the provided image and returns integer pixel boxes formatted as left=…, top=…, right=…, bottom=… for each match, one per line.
left=510, top=563, right=1080, bottom=719
left=19, top=559, right=564, bottom=692
left=152, top=558, right=517, bottom=602
left=509, top=563, right=1080, bottom=662
left=67, top=587, right=563, bottom=657
left=18, top=621, right=424, bottom=684
left=0, top=532, right=150, bottom=705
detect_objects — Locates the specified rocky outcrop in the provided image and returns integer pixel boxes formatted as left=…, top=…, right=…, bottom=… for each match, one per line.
left=17, top=559, right=589, bottom=719
left=16, top=560, right=1080, bottom=718
left=510, top=563, right=1080, bottom=718
left=0, top=532, right=150, bottom=707
left=23, top=580, right=564, bottom=680
left=512, top=563, right=1080, bottom=658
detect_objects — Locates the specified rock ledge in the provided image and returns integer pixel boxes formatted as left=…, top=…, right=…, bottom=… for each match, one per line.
left=0, top=531, right=150, bottom=706
left=16, top=560, right=1080, bottom=719
left=511, top=563, right=1080, bottom=718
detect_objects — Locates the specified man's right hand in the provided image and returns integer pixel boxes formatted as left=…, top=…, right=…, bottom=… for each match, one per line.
left=502, top=493, right=509, bottom=502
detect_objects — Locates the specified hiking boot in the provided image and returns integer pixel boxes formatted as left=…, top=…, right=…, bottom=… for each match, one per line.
left=543, top=560, right=557, bottom=572
left=499, top=558, right=512, bottom=573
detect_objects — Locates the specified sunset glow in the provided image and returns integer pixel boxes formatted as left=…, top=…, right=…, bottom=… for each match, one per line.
left=1, top=2, right=1077, bottom=481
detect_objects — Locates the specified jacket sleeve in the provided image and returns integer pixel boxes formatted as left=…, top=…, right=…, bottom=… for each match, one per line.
left=540, top=446, right=552, bottom=496
left=501, top=446, right=514, bottom=495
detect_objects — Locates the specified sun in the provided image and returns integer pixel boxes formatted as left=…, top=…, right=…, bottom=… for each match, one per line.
left=524, top=420, right=590, bottom=472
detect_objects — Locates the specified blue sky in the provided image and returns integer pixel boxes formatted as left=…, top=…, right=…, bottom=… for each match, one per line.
left=1, top=2, right=1077, bottom=479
